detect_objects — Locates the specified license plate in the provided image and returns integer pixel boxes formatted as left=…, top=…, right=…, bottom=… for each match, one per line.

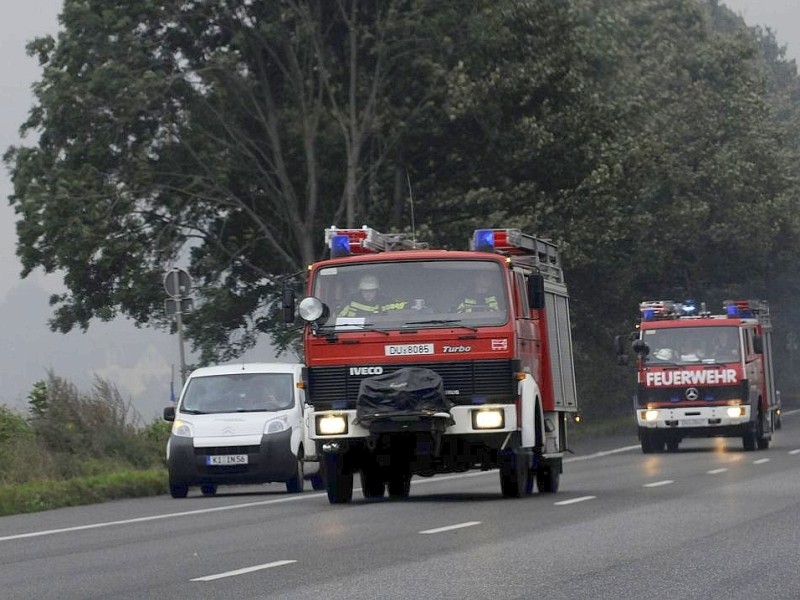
left=384, top=343, right=434, bottom=356
left=206, top=454, right=248, bottom=466
left=679, top=418, right=706, bottom=427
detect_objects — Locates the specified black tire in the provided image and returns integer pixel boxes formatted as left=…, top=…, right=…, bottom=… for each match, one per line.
left=286, top=455, right=305, bottom=493
left=387, top=471, right=411, bottom=499
left=742, top=425, right=756, bottom=451
left=536, top=463, right=561, bottom=494
left=360, top=464, right=385, bottom=500
left=640, top=429, right=657, bottom=454
left=310, top=473, right=326, bottom=491
left=666, top=438, right=680, bottom=453
left=200, top=483, right=217, bottom=496
left=324, top=454, right=353, bottom=504
left=499, top=451, right=531, bottom=498
left=169, top=479, right=189, bottom=499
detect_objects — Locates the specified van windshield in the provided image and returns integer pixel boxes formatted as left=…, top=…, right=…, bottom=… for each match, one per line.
left=180, top=373, right=295, bottom=414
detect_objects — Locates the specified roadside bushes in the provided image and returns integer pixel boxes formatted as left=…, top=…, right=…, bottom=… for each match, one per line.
left=0, top=372, right=169, bottom=486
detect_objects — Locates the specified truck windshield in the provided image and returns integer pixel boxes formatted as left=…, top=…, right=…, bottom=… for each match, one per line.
left=179, top=373, right=295, bottom=414
left=311, top=260, right=509, bottom=330
left=642, top=326, right=741, bottom=365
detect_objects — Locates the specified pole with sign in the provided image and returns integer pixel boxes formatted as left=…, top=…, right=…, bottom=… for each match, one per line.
left=164, top=268, right=193, bottom=385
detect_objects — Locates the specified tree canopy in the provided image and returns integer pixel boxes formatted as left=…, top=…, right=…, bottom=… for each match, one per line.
left=7, top=0, right=800, bottom=414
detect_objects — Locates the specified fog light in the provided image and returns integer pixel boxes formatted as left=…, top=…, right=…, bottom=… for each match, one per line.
left=317, top=414, right=348, bottom=435
left=644, top=409, right=659, bottom=422
left=726, top=406, right=744, bottom=418
left=472, top=408, right=504, bottom=430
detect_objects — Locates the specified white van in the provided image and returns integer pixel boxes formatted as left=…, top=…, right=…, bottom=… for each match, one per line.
left=163, top=362, right=321, bottom=498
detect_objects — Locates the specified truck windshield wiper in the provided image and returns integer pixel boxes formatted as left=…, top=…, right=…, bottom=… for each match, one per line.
left=403, top=319, right=478, bottom=331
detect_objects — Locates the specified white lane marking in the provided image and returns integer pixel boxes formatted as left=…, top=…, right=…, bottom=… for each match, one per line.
left=789, top=449, right=800, bottom=455
left=707, top=468, right=728, bottom=474
left=0, top=493, right=328, bottom=542
left=566, top=445, right=641, bottom=462
left=753, top=458, right=770, bottom=465
left=191, top=560, right=296, bottom=582
left=643, top=480, right=674, bottom=488
left=554, top=496, right=596, bottom=506
left=420, top=521, right=481, bottom=535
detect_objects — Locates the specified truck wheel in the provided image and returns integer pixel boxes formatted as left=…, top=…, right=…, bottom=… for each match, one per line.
left=169, top=479, right=189, bottom=499
left=310, top=474, right=325, bottom=491
left=640, top=430, right=656, bottom=454
left=286, top=455, right=306, bottom=493
left=536, top=462, right=561, bottom=494
left=742, top=426, right=756, bottom=451
left=499, top=452, right=531, bottom=498
left=387, top=471, right=411, bottom=499
left=360, top=463, right=386, bottom=500
left=200, top=483, right=217, bottom=496
left=324, top=454, right=353, bottom=504
left=666, top=438, right=680, bottom=452
left=756, top=412, right=770, bottom=450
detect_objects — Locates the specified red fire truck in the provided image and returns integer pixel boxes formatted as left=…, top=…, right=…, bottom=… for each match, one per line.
left=619, top=299, right=780, bottom=453
left=286, top=226, right=579, bottom=503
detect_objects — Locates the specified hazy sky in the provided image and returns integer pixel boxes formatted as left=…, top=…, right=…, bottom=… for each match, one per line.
left=0, top=1, right=798, bottom=415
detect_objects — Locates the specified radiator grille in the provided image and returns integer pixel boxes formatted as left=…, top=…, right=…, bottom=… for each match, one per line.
left=308, top=360, right=515, bottom=409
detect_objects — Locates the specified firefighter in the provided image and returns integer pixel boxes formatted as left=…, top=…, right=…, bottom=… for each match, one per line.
left=456, top=270, right=500, bottom=313
left=338, top=274, right=407, bottom=317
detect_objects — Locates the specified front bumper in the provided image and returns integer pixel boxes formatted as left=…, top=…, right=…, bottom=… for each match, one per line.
left=636, top=405, right=751, bottom=429
left=167, top=429, right=297, bottom=485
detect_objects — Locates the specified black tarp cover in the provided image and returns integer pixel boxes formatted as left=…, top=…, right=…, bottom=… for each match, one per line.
left=356, top=367, right=452, bottom=422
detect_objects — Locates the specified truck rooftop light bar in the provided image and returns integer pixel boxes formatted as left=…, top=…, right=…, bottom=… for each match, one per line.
left=471, top=229, right=563, bottom=281
left=724, top=299, right=769, bottom=318
left=324, top=225, right=425, bottom=257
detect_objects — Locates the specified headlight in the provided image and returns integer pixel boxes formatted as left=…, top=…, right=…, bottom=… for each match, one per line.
left=726, top=406, right=745, bottom=418
left=172, top=419, right=194, bottom=437
left=298, top=297, right=327, bottom=322
left=264, top=416, right=289, bottom=434
left=644, top=409, right=659, bottom=422
left=316, top=414, right=348, bottom=435
left=472, top=408, right=504, bottom=430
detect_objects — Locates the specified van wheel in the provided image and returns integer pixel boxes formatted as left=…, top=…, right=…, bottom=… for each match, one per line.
left=169, top=479, right=189, bottom=499
left=200, top=483, right=217, bottom=496
left=286, top=456, right=305, bottom=493
left=499, top=451, right=531, bottom=498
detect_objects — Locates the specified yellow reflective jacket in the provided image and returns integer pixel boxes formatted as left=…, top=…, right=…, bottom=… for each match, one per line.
left=456, top=295, right=499, bottom=313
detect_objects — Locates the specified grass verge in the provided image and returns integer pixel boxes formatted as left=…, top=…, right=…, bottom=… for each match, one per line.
left=0, top=469, right=167, bottom=517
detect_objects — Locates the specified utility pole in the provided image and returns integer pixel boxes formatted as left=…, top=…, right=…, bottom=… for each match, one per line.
left=164, top=268, right=194, bottom=385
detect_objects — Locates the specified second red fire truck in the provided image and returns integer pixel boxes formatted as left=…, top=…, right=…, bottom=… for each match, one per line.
left=618, top=299, right=780, bottom=453
left=285, top=226, right=579, bottom=503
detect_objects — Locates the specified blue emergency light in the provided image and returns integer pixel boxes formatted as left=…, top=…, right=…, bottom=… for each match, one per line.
left=680, top=299, right=697, bottom=315
left=473, top=229, right=495, bottom=252
left=330, top=234, right=351, bottom=258
left=642, top=309, right=655, bottom=320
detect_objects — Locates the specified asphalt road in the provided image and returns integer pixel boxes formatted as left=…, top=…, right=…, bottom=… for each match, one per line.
left=1, top=412, right=799, bottom=600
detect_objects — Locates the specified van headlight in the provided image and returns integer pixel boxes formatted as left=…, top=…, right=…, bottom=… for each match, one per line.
left=643, top=410, right=659, bottom=422
left=316, top=414, right=348, bottom=435
left=172, top=420, right=194, bottom=438
left=472, top=408, right=504, bottom=430
left=264, top=416, right=289, bottom=434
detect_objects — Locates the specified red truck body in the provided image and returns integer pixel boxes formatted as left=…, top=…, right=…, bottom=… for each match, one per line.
left=293, top=227, right=579, bottom=503
left=626, top=299, right=780, bottom=452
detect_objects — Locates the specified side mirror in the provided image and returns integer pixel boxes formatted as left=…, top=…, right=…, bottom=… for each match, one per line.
left=753, top=335, right=763, bottom=354
left=282, top=288, right=296, bottom=324
left=163, top=405, right=176, bottom=422
left=528, top=273, right=545, bottom=310
left=632, top=339, right=649, bottom=356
